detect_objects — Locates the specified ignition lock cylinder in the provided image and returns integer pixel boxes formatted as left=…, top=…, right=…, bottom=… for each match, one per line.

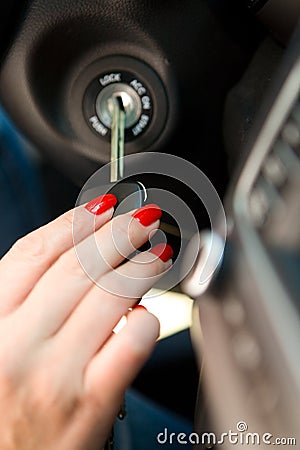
left=68, top=55, right=170, bottom=162
left=84, top=72, right=153, bottom=141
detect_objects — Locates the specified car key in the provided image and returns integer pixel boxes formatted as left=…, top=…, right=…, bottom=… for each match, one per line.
left=107, top=95, right=146, bottom=215
left=109, top=95, right=125, bottom=183
left=79, top=94, right=146, bottom=212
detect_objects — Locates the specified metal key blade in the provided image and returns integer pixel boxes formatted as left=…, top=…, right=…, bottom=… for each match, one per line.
left=110, top=96, right=125, bottom=183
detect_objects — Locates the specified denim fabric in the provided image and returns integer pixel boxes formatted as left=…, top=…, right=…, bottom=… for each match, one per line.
left=0, top=107, right=48, bottom=257
left=114, top=389, right=193, bottom=450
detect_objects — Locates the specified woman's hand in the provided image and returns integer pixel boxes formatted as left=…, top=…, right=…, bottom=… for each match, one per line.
left=0, top=194, right=173, bottom=450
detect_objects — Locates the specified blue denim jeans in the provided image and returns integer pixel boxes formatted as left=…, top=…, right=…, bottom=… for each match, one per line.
left=0, top=107, right=48, bottom=257
left=115, top=389, right=193, bottom=450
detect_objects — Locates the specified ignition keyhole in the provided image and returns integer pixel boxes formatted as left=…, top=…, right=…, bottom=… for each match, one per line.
left=96, top=82, right=142, bottom=129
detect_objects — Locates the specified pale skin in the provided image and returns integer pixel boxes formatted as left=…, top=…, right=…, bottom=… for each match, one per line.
left=0, top=202, right=171, bottom=449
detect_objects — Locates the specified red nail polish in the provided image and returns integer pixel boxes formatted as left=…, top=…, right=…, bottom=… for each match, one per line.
left=133, top=305, right=147, bottom=311
left=150, top=243, right=174, bottom=262
left=132, top=204, right=162, bottom=226
left=85, top=194, right=117, bottom=215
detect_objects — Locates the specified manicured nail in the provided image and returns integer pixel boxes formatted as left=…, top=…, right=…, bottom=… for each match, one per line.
left=132, top=204, right=162, bottom=226
left=133, top=305, right=148, bottom=311
left=150, top=243, right=174, bottom=262
left=85, top=194, right=117, bottom=215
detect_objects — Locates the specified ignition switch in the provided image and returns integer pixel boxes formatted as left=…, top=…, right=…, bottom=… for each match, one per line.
left=83, top=70, right=154, bottom=142
left=71, top=55, right=170, bottom=158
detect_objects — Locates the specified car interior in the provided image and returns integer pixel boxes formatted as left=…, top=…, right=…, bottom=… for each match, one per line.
left=0, top=1, right=300, bottom=449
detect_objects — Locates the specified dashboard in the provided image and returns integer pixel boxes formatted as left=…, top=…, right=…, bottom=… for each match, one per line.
left=185, top=21, right=300, bottom=449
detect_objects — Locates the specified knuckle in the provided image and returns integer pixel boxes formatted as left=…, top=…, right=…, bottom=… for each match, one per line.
left=59, top=210, right=75, bottom=233
left=111, top=214, right=147, bottom=253
left=10, top=231, right=47, bottom=263
left=0, top=352, right=25, bottom=396
left=28, top=372, right=52, bottom=404
left=56, top=248, right=86, bottom=279
left=151, top=258, right=166, bottom=277
left=0, top=366, right=16, bottom=395
left=27, top=369, right=79, bottom=417
left=60, top=209, right=90, bottom=242
left=112, top=215, right=131, bottom=240
left=111, top=216, right=133, bottom=253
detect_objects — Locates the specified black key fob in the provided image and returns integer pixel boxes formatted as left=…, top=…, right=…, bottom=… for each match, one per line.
left=79, top=179, right=146, bottom=215
left=107, top=179, right=147, bottom=215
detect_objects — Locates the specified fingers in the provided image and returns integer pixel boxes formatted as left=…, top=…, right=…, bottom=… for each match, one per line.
left=99, top=243, right=174, bottom=298
left=77, top=203, right=163, bottom=278
left=0, top=194, right=117, bottom=316
left=50, top=245, right=172, bottom=369
left=14, top=205, right=163, bottom=339
left=0, top=195, right=171, bottom=450
left=57, top=308, right=157, bottom=450
left=84, top=307, right=159, bottom=407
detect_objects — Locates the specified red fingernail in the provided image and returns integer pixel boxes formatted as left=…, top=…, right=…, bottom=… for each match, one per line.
left=85, top=194, right=117, bottom=215
left=132, top=204, right=162, bottom=226
left=150, top=243, right=174, bottom=262
left=133, top=305, right=147, bottom=311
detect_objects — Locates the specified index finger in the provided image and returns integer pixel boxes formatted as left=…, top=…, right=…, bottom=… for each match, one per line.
left=0, top=194, right=117, bottom=316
